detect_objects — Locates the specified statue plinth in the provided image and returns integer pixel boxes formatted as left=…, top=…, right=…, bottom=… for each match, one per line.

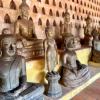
left=46, top=72, right=62, bottom=98
left=17, top=39, right=44, bottom=61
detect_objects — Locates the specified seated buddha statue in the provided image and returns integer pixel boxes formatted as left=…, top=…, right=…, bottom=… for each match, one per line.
left=61, top=8, right=81, bottom=49
left=0, top=31, right=44, bottom=100
left=15, top=0, right=44, bottom=60
left=91, top=34, right=100, bottom=63
left=61, top=37, right=90, bottom=88
left=83, top=14, right=93, bottom=46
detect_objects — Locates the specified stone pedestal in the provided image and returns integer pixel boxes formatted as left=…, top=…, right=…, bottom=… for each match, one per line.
left=46, top=71, right=62, bottom=98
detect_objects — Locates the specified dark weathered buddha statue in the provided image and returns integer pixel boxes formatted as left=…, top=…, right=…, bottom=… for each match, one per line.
left=15, top=0, right=44, bottom=60
left=83, top=14, right=93, bottom=46
left=91, top=34, right=100, bottom=63
left=61, top=37, right=90, bottom=88
left=62, top=8, right=81, bottom=49
left=0, top=32, right=44, bottom=100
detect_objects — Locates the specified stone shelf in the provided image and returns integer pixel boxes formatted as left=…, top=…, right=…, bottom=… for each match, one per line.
left=44, top=67, right=100, bottom=100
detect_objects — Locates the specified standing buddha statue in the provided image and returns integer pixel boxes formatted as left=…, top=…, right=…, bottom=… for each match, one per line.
left=44, top=26, right=62, bottom=98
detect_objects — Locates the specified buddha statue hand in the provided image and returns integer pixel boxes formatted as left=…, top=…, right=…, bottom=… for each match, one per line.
left=22, top=38, right=34, bottom=47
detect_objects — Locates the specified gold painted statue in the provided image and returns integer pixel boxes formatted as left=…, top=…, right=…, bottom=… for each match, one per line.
left=15, top=0, right=44, bottom=60
left=15, top=0, right=36, bottom=47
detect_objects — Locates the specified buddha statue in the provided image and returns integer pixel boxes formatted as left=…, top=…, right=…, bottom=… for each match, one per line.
left=0, top=30, right=44, bottom=100
left=83, top=14, right=93, bottom=46
left=62, top=8, right=81, bottom=49
left=61, top=37, right=90, bottom=88
left=44, top=26, right=62, bottom=98
left=91, top=34, right=100, bottom=63
left=15, top=0, right=44, bottom=60
left=62, top=8, right=72, bottom=37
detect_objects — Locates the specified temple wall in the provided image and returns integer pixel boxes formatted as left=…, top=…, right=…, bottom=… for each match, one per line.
left=0, top=0, right=99, bottom=38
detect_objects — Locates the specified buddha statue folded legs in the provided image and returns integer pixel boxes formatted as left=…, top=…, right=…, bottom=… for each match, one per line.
left=0, top=32, right=44, bottom=100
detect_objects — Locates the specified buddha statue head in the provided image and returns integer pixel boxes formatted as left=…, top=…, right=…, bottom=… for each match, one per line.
left=64, top=36, right=76, bottom=51
left=45, top=26, right=55, bottom=39
left=19, top=0, right=29, bottom=19
left=85, top=14, right=92, bottom=26
left=1, top=29, right=16, bottom=60
left=64, top=8, right=70, bottom=23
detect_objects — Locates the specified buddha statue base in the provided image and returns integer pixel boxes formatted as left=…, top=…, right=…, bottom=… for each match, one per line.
left=0, top=84, right=44, bottom=100
left=61, top=65, right=90, bottom=88
left=46, top=71, right=62, bottom=98
left=17, top=39, right=44, bottom=61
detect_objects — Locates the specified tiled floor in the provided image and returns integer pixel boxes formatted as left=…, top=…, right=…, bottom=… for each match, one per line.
left=72, top=79, right=100, bottom=100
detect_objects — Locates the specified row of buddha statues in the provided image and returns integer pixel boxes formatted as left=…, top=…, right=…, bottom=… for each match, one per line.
left=1, top=0, right=99, bottom=62
left=0, top=0, right=100, bottom=99
left=0, top=28, right=90, bottom=99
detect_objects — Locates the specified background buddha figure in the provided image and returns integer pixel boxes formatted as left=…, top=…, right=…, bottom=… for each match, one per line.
left=83, top=14, right=93, bottom=46
left=15, top=0, right=36, bottom=47
left=61, top=8, right=81, bottom=49
left=62, top=8, right=72, bottom=37
left=91, top=34, right=100, bottom=63
left=0, top=29, right=44, bottom=100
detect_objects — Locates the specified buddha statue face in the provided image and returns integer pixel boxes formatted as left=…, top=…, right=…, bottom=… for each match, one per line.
left=46, top=26, right=54, bottom=38
left=19, top=0, right=29, bottom=19
left=65, top=37, right=75, bottom=50
left=1, top=35, right=16, bottom=57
